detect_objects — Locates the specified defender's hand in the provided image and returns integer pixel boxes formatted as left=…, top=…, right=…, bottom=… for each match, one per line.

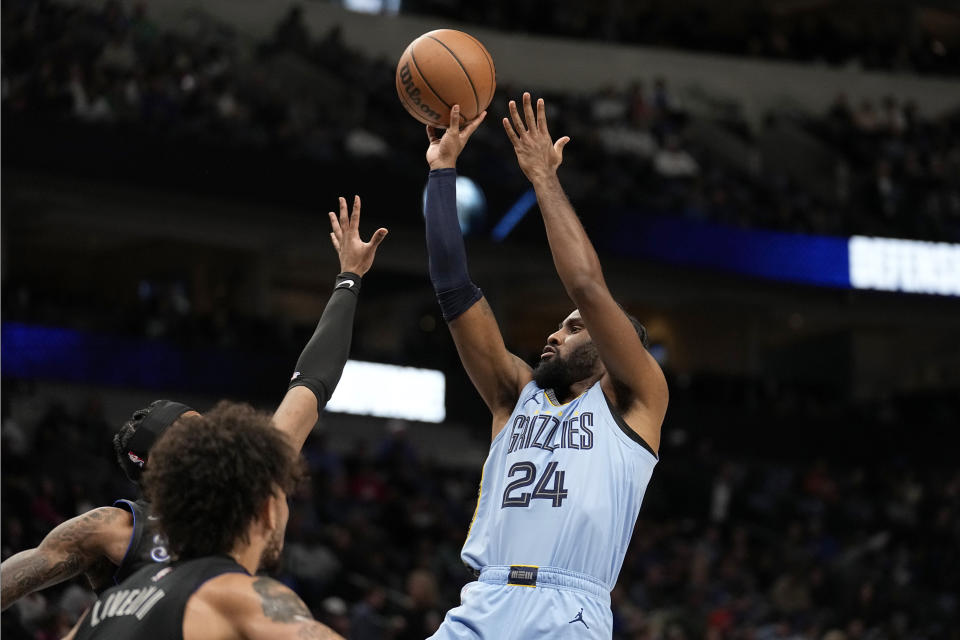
left=503, top=93, right=570, bottom=183
left=426, top=105, right=487, bottom=170
left=328, top=196, right=388, bottom=277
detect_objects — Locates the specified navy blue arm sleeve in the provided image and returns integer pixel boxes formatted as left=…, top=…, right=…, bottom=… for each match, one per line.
left=425, top=168, right=483, bottom=321
left=287, top=272, right=360, bottom=410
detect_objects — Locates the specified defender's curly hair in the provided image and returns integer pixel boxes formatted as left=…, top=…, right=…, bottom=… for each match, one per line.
left=142, top=401, right=302, bottom=560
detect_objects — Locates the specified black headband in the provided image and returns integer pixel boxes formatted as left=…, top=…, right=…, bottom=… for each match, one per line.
left=126, top=401, right=194, bottom=466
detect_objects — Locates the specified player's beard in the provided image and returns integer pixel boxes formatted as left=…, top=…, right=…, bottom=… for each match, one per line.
left=532, top=341, right=600, bottom=395
left=259, top=528, right=284, bottom=573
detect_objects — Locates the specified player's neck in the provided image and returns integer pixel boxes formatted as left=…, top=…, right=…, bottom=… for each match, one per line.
left=555, top=373, right=602, bottom=404
left=227, top=538, right=264, bottom=575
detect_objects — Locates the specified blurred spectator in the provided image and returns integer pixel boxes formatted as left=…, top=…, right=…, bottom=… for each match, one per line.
left=350, top=587, right=391, bottom=640
left=268, top=6, right=311, bottom=57
left=319, top=596, right=350, bottom=637
left=654, top=135, right=700, bottom=178
left=398, top=569, right=442, bottom=640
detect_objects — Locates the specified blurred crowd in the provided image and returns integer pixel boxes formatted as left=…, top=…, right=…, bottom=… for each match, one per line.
left=556, top=83, right=960, bottom=241
left=2, top=378, right=958, bottom=640
left=404, top=0, right=960, bottom=77
left=3, top=4, right=959, bottom=640
left=807, top=93, right=960, bottom=238
left=3, top=1, right=960, bottom=243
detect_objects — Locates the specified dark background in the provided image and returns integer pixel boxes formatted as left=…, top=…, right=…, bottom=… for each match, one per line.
left=3, top=1, right=960, bottom=639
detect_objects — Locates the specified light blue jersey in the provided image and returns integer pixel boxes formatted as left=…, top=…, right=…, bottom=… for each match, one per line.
left=462, top=380, right=658, bottom=588
left=430, top=380, right=657, bottom=640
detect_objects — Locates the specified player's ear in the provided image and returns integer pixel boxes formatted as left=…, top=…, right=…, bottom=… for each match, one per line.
left=260, top=493, right=280, bottom=530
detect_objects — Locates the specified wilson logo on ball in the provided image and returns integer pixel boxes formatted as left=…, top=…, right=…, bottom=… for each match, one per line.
left=398, top=62, right=442, bottom=122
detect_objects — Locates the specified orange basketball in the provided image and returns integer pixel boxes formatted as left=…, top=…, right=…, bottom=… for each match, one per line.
left=396, top=29, right=496, bottom=127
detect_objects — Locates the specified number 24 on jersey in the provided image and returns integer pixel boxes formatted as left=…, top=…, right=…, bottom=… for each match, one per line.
left=501, top=461, right=568, bottom=508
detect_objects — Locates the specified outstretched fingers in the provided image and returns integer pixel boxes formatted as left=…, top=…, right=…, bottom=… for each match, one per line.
left=369, top=227, right=389, bottom=248
left=338, top=197, right=349, bottom=234
left=328, top=208, right=342, bottom=253
left=502, top=116, right=520, bottom=145
left=328, top=210, right=342, bottom=238
left=536, top=98, right=549, bottom=135
left=508, top=99, right=525, bottom=135
left=350, top=195, right=361, bottom=230
left=522, top=92, right=536, bottom=132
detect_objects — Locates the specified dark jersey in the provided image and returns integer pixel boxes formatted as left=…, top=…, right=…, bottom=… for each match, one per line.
left=83, top=499, right=169, bottom=593
left=75, top=556, right=248, bottom=640
left=113, top=499, right=170, bottom=582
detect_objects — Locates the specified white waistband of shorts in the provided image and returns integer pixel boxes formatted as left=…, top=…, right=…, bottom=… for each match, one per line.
left=477, top=565, right=610, bottom=603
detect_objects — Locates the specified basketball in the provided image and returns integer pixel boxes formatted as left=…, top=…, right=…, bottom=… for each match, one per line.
left=396, top=29, right=496, bottom=127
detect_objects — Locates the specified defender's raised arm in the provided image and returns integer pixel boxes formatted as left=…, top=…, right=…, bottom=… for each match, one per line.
left=273, top=196, right=387, bottom=450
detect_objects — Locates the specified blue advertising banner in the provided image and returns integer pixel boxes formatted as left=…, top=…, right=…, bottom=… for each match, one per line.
left=605, top=215, right=851, bottom=288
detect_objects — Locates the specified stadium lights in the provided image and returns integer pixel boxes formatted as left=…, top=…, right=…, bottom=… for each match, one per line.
left=325, top=360, right=446, bottom=423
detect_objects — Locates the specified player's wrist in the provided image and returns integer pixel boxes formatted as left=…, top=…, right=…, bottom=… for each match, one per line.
left=339, top=263, right=365, bottom=275
left=334, top=272, right=362, bottom=293
left=528, top=170, right=559, bottom=189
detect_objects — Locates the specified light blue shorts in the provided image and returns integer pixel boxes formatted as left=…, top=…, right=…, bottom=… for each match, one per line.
left=429, top=566, right=613, bottom=640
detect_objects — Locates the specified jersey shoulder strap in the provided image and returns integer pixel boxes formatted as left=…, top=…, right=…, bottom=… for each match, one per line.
left=111, top=498, right=153, bottom=585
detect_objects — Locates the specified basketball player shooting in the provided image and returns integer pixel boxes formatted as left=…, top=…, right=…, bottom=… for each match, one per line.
left=422, top=94, right=668, bottom=638
left=1, top=197, right=386, bottom=613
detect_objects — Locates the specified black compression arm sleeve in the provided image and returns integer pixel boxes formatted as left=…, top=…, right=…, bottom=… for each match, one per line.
left=425, top=168, right=483, bottom=321
left=287, top=272, right=360, bottom=411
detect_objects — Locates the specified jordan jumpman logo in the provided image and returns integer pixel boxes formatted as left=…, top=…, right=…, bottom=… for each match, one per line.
left=568, top=608, right=589, bottom=629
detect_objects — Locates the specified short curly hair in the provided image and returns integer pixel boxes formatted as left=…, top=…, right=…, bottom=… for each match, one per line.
left=142, top=401, right=301, bottom=560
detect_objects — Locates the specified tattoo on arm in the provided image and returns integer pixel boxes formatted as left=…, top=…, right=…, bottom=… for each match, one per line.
left=246, top=578, right=340, bottom=639
left=1, top=550, right=83, bottom=609
left=252, top=577, right=313, bottom=623
left=0, top=507, right=123, bottom=610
